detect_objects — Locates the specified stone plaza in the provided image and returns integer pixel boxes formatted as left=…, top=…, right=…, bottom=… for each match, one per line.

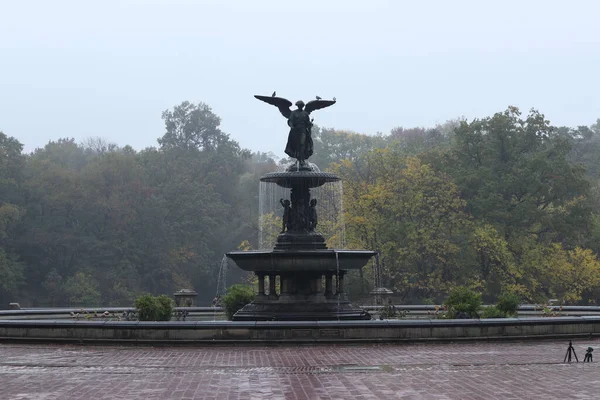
left=1, top=339, right=599, bottom=399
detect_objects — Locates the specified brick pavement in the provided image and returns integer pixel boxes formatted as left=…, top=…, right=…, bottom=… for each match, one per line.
left=0, top=339, right=599, bottom=399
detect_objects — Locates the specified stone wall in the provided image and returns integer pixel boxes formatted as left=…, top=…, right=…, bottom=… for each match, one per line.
left=1, top=317, right=599, bottom=344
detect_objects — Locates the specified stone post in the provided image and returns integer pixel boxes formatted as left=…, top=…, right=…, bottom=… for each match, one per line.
left=257, top=273, right=266, bottom=297
left=325, top=273, right=333, bottom=299
left=268, top=274, right=278, bottom=300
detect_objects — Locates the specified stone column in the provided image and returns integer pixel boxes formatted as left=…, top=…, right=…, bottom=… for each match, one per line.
left=257, top=273, right=266, bottom=297
left=268, top=274, right=278, bottom=300
left=338, top=272, right=345, bottom=294
left=325, top=273, right=333, bottom=299
left=279, top=274, right=291, bottom=301
left=310, top=275, right=318, bottom=293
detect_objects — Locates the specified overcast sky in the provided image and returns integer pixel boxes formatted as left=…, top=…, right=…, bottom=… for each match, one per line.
left=1, top=0, right=599, bottom=155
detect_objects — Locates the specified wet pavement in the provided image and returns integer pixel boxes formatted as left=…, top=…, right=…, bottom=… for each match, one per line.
left=0, top=339, right=599, bottom=399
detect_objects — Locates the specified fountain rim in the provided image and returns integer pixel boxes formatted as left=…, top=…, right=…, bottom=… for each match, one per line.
left=260, top=171, right=340, bottom=188
left=226, top=249, right=377, bottom=272
left=226, top=249, right=377, bottom=256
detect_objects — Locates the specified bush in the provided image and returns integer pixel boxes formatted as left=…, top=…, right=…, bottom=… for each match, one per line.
left=156, top=295, right=175, bottom=321
left=496, top=292, right=520, bottom=317
left=480, top=305, right=508, bottom=319
left=444, top=286, right=482, bottom=318
left=134, top=294, right=174, bottom=321
left=222, top=284, right=255, bottom=320
left=379, top=301, right=397, bottom=319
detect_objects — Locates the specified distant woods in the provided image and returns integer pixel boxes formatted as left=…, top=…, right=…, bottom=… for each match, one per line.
left=1, top=103, right=600, bottom=306
left=0, top=101, right=268, bottom=307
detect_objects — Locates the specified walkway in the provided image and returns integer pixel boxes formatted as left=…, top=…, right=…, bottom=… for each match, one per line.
left=0, top=339, right=599, bottom=399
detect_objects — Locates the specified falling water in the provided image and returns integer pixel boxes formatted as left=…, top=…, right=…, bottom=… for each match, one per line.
left=258, top=181, right=290, bottom=249
left=339, top=183, right=346, bottom=248
left=213, top=255, right=229, bottom=320
left=258, top=179, right=345, bottom=250
left=215, top=255, right=229, bottom=297
left=335, top=250, right=340, bottom=321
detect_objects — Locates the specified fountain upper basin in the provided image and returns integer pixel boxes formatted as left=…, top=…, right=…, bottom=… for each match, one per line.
left=226, top=249, right=376, bottom=273
left=260, top=171, right=340, bottom=188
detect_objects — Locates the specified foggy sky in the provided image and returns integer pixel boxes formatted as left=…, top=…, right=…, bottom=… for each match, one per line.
left=1, top=0, right=599, bottom=156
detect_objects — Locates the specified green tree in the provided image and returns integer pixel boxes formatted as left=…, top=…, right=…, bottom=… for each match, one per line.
left=448, top=107, right=589, bottom=243
left=0, top=132, right=26, bottom=303
left=311, top=126, right=386, bottom=169
left=63, top=272, right=101, bottom=306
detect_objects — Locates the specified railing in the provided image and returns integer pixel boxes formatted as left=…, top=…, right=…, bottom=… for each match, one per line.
left=2, top=304, right=600, bottom=320
left=0, top=307, right=226, bottom=321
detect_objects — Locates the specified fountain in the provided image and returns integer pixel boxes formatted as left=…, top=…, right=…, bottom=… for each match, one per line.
left=226, top=94, right=375, bottom=320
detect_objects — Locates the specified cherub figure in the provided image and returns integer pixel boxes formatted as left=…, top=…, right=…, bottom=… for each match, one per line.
left=308, top=199, right=318, bottom=231
left=280, top=198, right=291, bottom=233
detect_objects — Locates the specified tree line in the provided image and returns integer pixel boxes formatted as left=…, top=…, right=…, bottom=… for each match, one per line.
left=1, top=102, right=599, bottom=306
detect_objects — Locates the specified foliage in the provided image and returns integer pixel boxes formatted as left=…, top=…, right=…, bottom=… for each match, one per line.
left=378, top=301, right=408, bottom=319
left=2, top=105, right=600, bottom=307
left=378, top=301, right=397, bottom=319
left=222, top=284, right=255, bottom=320
left=480, top=292, right=520, bottom=318
left=0, top=102, right=258, bottom=307
left=448, top=107, right=589, bottom=241
left=134, top=293, right=174, bottom=321
left=62, top=272, right=101, bottom=307
left=444, top=286, right=482, bottom=318
left=495, top=292, right=521, bottom=316
left=480, top=305, right=508, bottom=319
left=334, top=151, right=470, bottom=301
left=311, top=127, right=387, bottom=169
left=156, top=295, right=176, bottom=321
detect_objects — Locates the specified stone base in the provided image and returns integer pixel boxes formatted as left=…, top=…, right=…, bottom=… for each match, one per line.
left=232, top=300, right=371, bottom=321
left=274, top=231, right=327, bottom=250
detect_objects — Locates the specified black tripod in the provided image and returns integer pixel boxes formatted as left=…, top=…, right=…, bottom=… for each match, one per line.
left=564, top=341, right=579, bottom=363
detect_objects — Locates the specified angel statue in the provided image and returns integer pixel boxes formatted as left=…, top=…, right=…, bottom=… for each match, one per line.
left=254, top=95, right=336, bottom=168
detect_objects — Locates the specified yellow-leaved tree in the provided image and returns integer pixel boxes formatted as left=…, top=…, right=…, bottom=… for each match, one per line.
left=333, top=150, right=471, bottom=301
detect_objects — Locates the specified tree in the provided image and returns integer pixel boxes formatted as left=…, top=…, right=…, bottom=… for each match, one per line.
left=63, top=272, right=101, bottom=306
left=448, top=107, right=589, bottom=244
left=0, top=132, right=26, bottom=303
left=471, top=224, right=519, bottom=300
left=334, top=150, right=470, bottom=301
left=310, top=126, right=386, bottom=170
left=388, top=121, right=456, bottom=156
left=159, top=101, right=229, bottom=151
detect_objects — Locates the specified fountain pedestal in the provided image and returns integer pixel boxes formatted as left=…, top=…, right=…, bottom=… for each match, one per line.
left=227, top=167, right=374, bottom=321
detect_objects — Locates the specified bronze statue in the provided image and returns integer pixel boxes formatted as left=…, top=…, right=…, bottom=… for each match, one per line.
left=279, top=198, right=291, bottom=233
left=308, top=199, right=318, bottom=231
left=254, top=95, right=336, bottom=166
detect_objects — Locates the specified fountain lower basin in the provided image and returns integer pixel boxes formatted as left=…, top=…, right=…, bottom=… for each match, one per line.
left=226, top=249, right=375, bottom=321
left=226, top=249, right=376, bottom=273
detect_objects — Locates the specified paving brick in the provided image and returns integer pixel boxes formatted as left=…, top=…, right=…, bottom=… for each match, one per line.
left=0, top=340, right=599, bottom=399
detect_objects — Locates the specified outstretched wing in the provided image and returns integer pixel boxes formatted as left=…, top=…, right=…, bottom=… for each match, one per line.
left=305, top=99, right=336, bottom=115
left=254, top=95, right=292, bottom=119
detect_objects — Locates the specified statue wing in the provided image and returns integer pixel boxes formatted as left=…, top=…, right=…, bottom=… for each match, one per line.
left=254, top=95, right=292, bottom=119
left=305, top=99, right=336, bottom=115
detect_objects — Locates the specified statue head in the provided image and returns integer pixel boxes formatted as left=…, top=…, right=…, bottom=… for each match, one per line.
left=283, top=199, right=290, bottom=206
left=295, top=100, right=305, bottom=109
left=310, top=199, right=317, bottom=206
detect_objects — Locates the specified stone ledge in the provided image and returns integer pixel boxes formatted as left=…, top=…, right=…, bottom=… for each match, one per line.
left=0, top=317, right=599, bottom=344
